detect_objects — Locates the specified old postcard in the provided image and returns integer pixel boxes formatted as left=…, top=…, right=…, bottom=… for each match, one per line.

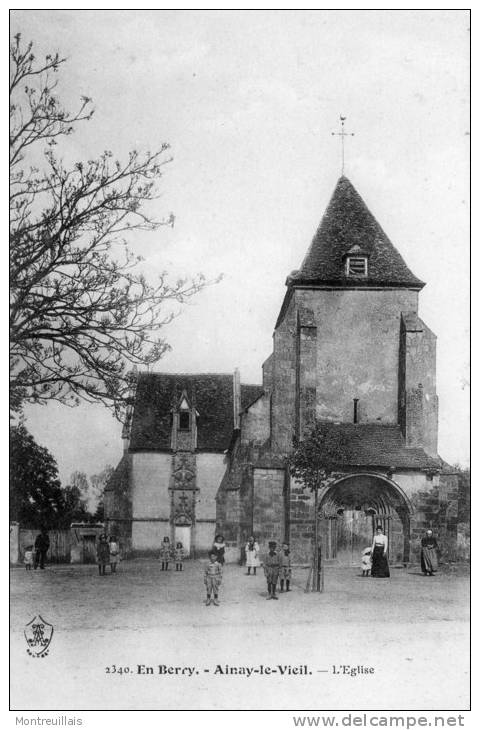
left=9, top=8, right=470, bottom=716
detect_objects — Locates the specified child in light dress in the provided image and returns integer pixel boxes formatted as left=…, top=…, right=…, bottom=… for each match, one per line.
left=361, top=547, right=372, bottom=577
left=174, top=541, right=184, bottom=571
left=109, top=537, right=120, bottom=574
left=24, top=545, right=34, bottom=570
left=160, top=536, right=172, bottom=571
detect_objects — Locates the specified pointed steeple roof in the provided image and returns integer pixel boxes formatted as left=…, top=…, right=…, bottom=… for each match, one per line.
left=288, top=176, right=424, bottom=289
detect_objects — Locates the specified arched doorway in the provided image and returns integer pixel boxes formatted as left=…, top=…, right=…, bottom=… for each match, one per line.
left=318, top=473, right=412, bottom=566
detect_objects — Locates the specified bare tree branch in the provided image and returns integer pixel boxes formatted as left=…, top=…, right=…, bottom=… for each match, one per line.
left=10, top=35, right=219, bottom=419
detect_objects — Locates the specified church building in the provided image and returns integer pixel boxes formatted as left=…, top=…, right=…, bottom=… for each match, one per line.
left=105, top=175, right=459, bottom=565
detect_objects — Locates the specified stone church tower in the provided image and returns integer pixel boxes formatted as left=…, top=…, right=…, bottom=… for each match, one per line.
left=216, top=176, right=459, bottom=565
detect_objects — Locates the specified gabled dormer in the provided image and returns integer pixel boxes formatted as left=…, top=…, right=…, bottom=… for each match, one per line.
left=171, top=389, right=200, bottom=452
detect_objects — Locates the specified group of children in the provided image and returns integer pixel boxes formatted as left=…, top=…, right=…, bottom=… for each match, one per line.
left=156, top=533, right=293, bottom=606
left=203, top=536, right=292, bottom=605
left=96, top=533, right=120, bottom=575
left=159, top=536, right=185, bottom=571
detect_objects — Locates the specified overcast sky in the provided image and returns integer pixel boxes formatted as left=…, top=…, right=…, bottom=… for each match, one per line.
left=12, top=9, right=470, bottom=482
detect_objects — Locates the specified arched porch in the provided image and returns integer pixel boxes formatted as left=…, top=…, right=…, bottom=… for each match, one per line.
left=318, top=473, right=413, bottom=566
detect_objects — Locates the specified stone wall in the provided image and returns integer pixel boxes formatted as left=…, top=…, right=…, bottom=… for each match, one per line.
left=262, top=353, right=274, bottom=392
left=399, top=314, right=438, bottom=457
left=196, top=453, right=227, bottom=520
left=252, top=468, right=285, bottom=548
left=297, top=307, right=317, bottom=440
left=396, top=471, right=459, bottom=563
left=195, top=452, right=227, bottom=554
left=132, top=519, right=170, bottom=551
left=132, top=452, right=172, bottom=522
left=131, top=450, right=225, bottom=554
left=241, top=395, right=270, bottom=443
left=288, top=477, right=315, bottom=563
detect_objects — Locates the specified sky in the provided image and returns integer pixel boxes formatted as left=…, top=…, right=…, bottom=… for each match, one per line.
left=11, top=9, right=470, bottom=483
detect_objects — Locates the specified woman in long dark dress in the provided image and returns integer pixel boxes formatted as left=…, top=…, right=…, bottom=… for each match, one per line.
left=421, top=529, right=439, bottom=576
left=371, top=526, right=390, bottom=578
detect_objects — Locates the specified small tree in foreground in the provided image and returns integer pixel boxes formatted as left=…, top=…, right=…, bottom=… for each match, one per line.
left=10, top=34, right=214, bottom=418
left=289, top=422, right=350, bottom=591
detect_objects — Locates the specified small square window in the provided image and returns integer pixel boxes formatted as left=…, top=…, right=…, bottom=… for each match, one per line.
left=346, top=256, right=368, bottom=277
left=179, top=412, right=190, bottom=430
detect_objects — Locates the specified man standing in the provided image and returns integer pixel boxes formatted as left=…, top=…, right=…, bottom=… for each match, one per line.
left=264, top=541, right=280, bottom=600
left=34, top=528, right=50, bottom=570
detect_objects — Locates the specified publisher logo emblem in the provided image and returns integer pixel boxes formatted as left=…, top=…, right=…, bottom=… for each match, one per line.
left=24, top=615, right=54, bottom=658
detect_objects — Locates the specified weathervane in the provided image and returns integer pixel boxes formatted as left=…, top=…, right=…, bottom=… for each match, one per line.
left=331, top=115, right=354, bottom=175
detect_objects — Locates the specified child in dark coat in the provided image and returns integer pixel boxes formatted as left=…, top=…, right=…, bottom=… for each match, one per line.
left=204, top=552, right=222, bottom=606
left=264, top=541, right=280, bottom=599
left=279, top=542, right=292, bottom=592
left=97, top=533, right=110, bottom=576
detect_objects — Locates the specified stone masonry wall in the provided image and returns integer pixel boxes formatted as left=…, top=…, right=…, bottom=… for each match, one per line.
left=241, top=395, right=270, bottom=443
left=288, top=477, right=315, bottom=563
left=252, top=468, right=285, bottom=554
left=298, top=321, right=318, bottom=440
left=399, top=316, right=439, bottom=457
left=297, top=288, right=419, bottom=424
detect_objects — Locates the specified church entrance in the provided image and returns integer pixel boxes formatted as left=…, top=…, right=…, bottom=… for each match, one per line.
left=319, top=474, right=411, bottom=567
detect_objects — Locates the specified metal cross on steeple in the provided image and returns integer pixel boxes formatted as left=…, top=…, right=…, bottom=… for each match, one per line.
left=331, top=115, right=354, bottom=175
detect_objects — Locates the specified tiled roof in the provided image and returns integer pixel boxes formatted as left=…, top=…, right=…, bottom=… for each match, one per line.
left=129, top=373, right=263, bottom=452
left=316, top=422, right=440, bottom=470
left=289, top=176, right=424, bottom=289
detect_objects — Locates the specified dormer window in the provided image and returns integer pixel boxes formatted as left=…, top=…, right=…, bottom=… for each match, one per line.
left=346, top=255, right=368, bottom=277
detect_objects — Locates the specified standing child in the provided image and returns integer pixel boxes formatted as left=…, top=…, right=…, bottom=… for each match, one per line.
left=264, top=541, right=280, bottom=600
left=279, top=542, right=292, bottom=592
left=204, top=552, right=222, bottom=606
left=109, top=536, right=120, bottom=574
left=97, top=533, right=110, bottom=576
left=24, top=545, right=34, bottom=571
left=361, top=547, right=372, bottom=577
left=211, top=534, right=226, bottom=565
left=160, top=536, right=172, bottom=571
left=174, top=541, right=184, bottom=571
left=245, top=535, right=260, bottom=575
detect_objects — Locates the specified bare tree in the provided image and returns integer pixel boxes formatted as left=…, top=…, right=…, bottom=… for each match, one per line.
left=89, top=465, right=115, bottom=514
left=10, top=34, right=213, bottom=417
